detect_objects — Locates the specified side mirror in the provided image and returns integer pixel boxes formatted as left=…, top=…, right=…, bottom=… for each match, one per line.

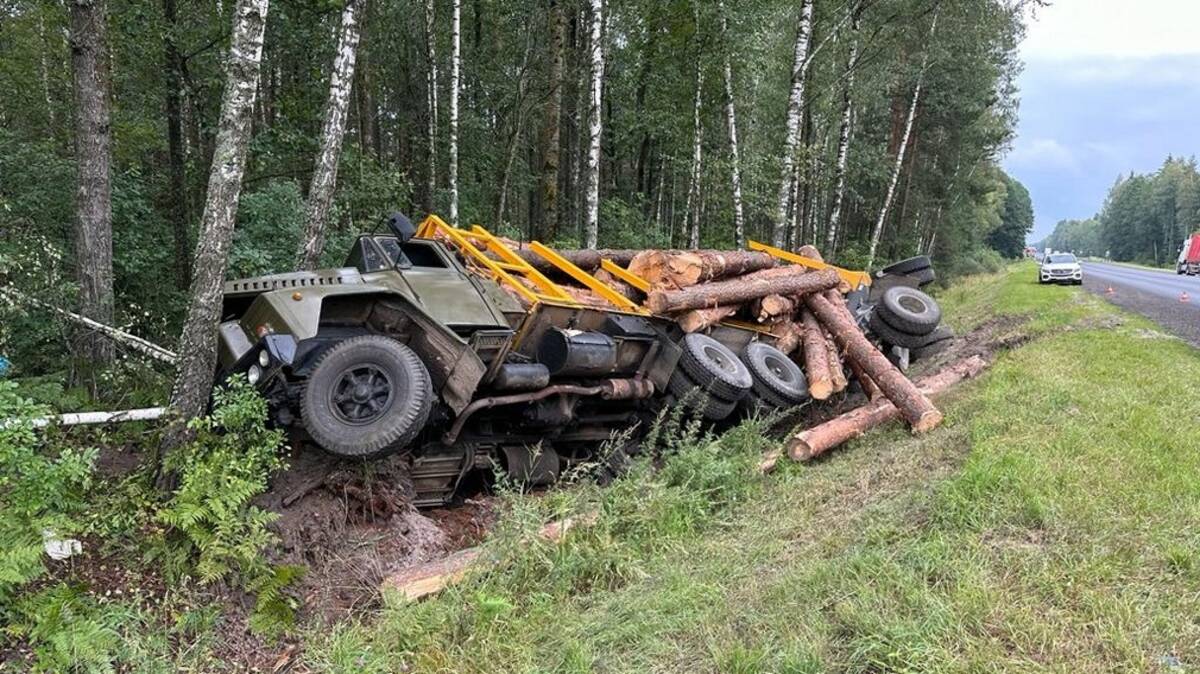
left=386, top=212, right=416, bottom=243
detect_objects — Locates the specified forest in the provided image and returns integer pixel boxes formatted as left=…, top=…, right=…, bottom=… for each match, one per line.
left=0, top=0, right=1033, bottom=392
left=1039, top=156, right=1200, bottom=263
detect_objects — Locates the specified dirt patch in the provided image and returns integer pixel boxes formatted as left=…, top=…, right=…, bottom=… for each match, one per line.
left=910, top=313, right=1031, bottom=377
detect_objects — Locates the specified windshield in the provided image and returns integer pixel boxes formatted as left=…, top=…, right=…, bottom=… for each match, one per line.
left=1046, top=254, right=1077, bottom=264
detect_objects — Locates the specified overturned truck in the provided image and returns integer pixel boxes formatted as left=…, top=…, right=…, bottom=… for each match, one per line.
left=216, top=213, right=945, bottom=506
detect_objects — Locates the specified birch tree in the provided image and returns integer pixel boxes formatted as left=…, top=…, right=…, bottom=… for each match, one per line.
left=582, top=0, right=603, bottom=248
left=447, top=0, right=462, bottom=225
left=771, top=0, right=814, bottom=248
left=161, top=0, right=270, bottom=465
left=423, top=0, right=438, bottom=211
left=867, top=10, right=938, bottom=268
left=824, top=6, right=861, bottom=256
left=684, top=60, right=704, bottom=249
left=68, top=0, right=115, bottom=373
left=718, top=0, right=746, bottom=249
left=297, top=0, right=363, bottom=270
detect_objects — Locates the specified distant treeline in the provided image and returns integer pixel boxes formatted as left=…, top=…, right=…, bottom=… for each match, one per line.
left=1038, top=157, right=1200, bottom=263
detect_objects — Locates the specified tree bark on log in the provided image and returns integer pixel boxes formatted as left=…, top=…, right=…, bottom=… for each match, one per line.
left=847, top=358, right=881, bottom=401
left=629, top=250, right=777, bottom=289
left=826, top=330, right=847, bottom=393
left=676, top=305, right=737, bottom=333
left=751, top=294, right=796, bottom=323
left=770, top=319, right=801, bottom=355
left=787, top=355, right=987, bottom=461
left=804, top=292, right=942, bottom=432
left=646, top=267, right=837, bottom=314
left=799, top=309, right=832, bottom=399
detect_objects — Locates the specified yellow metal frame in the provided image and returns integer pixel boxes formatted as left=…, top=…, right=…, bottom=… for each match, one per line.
left=415, top=215, right=579, bottom=306
left=747, top=239, right=871, bottom=289
left=528, top=242, right=647, bottom=314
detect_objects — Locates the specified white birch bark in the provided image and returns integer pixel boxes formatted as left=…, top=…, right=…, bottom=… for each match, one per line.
left=771, top=0, right=814, bottom=248
left=825, top=8, right=860, bottom=255
left=297, top=0, right=362, bottom=270
left=448, top=0, right=461, bottom=224
left=685, top=60, right=703, bottom=249
left=583, top=0, right=604, bottom=248
left=163, top=0, right=270, bottom=455
left=867, top=10, right=938, bottom=268
left=717, top=0, right=745, bottom=249
left=424, top=0, right=438, bottom=207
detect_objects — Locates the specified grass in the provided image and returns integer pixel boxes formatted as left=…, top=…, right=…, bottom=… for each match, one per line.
left=299, top=261, right=1200, bottom=672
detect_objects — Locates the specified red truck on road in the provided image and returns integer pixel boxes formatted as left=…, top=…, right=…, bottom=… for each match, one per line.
left=1178, top=233, right=1200, bottom=275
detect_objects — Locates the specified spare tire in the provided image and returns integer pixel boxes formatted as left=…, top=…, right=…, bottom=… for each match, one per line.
left=741, top=342, right=808, bottom=407
left=911, top=266, right=936, bottom=287
left=301, top=335, right=433, bottom=459
left=667, top=369, right=739, bottom=420
left=876, top=286, right=942, bottom=336
left=912, top=325, right=954, bottom=360
left=676, top=333, right=753, bottom=402
left=868, top=311, right=927, bottom=349
left=881, top=255, right=932, bottom=276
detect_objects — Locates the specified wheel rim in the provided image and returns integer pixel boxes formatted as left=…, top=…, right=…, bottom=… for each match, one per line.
left=702, top=344, right=735, bottom=373
left=897, top=295, right=927, bottom=314
left=329, top=364, right=394, bottom=425
left=762, top=353, right=795, bottom=384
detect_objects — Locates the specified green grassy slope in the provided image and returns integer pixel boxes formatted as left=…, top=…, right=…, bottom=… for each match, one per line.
left=304, top=261, right=1200, bottom=673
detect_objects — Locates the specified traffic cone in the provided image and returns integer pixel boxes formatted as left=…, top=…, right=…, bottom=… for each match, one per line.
left=1181, top=291, right=1190, bottom=303
left=1106, top=286, right=1115, bottom=296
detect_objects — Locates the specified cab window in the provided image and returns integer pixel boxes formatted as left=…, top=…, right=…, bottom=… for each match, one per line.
left=344, top=238, right=391, bottom=272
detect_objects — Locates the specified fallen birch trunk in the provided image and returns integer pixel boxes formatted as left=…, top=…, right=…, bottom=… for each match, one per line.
left=382, top=512, right=597, bottom=602
left=758, top=354, right=986, bottom=472
left=4, top=407, right=168, bottom=430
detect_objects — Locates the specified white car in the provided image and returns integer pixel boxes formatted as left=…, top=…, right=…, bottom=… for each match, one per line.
left=1038, top=253, right=1083, bottom=285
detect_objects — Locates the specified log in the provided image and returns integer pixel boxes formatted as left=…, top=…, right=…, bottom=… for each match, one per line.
left=804, top=292, right=942, bottom=432
left=787, top=355, right=988, bottom=461
left=2, top=406, right=169, bottom=431
left=825, top=330, right=848, bottom=393
left=646, top=267, right=839, bottom=314
left=770, top=319, right=801, bottom=355
left=751, top=294, right=796, bottom=323
left=799, top=310, right=833, bottom=400
left=381, top=512, right=597, bottom=602
left=847, top=358, right=882, bottom=401
left=593, top=268, right=642, bottom=302
left=756, top=355, right=989, bottom=472
left=676, top=305, right=738, bottom=333
left=628, top=249, right=777, bottom=289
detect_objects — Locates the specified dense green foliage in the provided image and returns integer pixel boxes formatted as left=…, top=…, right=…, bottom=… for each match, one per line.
left=0, top=0, right=1032, bottom=386
left=1039, top=156, right=1200, bottom=263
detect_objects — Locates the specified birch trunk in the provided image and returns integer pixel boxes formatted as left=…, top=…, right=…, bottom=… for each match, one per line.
left=583, top=0, right=603, bottom=248
left=297, top=0, right=362, bottom=270
left=68, top=0, right=115, bottom=372
left=162, top=0, right=270, bottom=464
left=771, top=0, right=813, bottom=248
left=717, top=1, right=746, bottom=249
left=825, top=8, right=859, bottom=255
left=684, top=59, right=703, bottom=249
left=448, top=0, right=462, bottom=224
left=423, top=0, right=438, bottom=211
left=867, top=10, right=937, bottom=268
left=536, top=0, right=566, bottom=241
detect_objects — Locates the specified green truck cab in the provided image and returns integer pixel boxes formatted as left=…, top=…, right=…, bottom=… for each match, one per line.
left=217, top=213, right=809, bottom=506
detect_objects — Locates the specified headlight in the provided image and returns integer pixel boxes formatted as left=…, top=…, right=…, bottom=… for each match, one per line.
left=258, top=349, right=271, bottom=367
left=247, top=365, right=262, bottom=385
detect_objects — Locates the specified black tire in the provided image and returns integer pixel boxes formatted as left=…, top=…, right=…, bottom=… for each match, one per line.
left=911, top=266, right=936, bottom=287
left=881, top=255, right=931, bottom=276
left=876, top=286, right=942, bottom=336
left=868, top=311, right=927, bottom=349
left=741, top=342, right=808, bottom=406
left=676, top=333, right=753, bottom=402
left=301, top=335, right=433, bottom=459
left=911, top=326, right=954, bottom=360
left=667, top=369, right=739, bottom=420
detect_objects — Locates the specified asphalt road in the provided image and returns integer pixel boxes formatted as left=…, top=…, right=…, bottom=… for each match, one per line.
left=1080, top=261, right=1200, bottom=347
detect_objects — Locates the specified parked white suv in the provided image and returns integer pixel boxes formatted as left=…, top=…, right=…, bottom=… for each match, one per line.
left=1038, top=253, right=1083, bottom=285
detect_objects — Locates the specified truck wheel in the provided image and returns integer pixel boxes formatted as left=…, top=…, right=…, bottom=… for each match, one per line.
left=301, top=335, right=433, bottom=459
left=880, top=255, right=931, bottom=276
left=911, top=266, right=936, bottom=287
left=741, top=342, right=808, bottom=407
left=868, top=311, right=927, bottom=349
left=676, top=333, right=753, bottom=402
left=667, top=370, right=739, bottom=420
left=876, top=286, right=942, bottom=336
left=911, top=325, right=954, bottom=361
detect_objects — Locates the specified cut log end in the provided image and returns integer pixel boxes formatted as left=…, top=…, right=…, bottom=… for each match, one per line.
left=912, top=410, right=945, bottom=434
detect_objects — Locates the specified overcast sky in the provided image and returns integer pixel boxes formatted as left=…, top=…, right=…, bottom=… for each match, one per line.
left=1004, top=0, right=1200, bottom=242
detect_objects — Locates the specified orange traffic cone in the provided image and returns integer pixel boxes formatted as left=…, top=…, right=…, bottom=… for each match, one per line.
left=1181, top=291, right=1190, bottom=303
left=1106, top=286, right=1116, bottom=295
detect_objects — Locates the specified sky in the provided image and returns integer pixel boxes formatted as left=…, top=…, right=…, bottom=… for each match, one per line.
left=1004, top=0, right=1200, bottom=243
